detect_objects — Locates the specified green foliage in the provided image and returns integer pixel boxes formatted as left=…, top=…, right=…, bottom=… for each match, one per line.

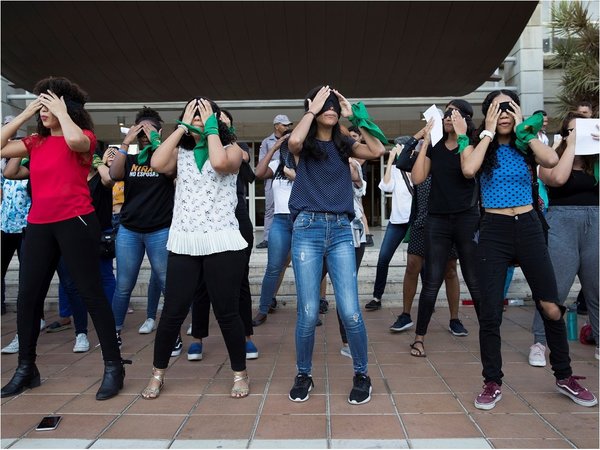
left=550, top=1, right=599, bottom=115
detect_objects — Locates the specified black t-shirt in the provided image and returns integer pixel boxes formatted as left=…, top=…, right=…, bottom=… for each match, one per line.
left=88, top=172, right=112, bottom=230
left=426, top=141, right=478, bottom=214
left=119, top=155, right=174, bottom=232
left=548, top=170, right=599, bottom=206
left=236, top=142, right=255, bottom=215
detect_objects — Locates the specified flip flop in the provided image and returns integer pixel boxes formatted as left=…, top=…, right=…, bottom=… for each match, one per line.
left=46, top=320, right=72, bottom=333
left=410, top=341, right=426, bottom=357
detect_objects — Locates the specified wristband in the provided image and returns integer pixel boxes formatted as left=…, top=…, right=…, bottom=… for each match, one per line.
left=118, top=148, right=128, bottom=156
left=479, top=130, right=495, bottom=141
left=203, top=114, right=219, bottom=136
left=305, top=111, right=316, bottom=118
left=177, top=123, right=189, bottom=134
left=456, top=134, right=470, bottom=154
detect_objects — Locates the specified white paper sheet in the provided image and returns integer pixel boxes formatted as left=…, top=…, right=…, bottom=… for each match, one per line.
left=423, top=104, right=443, bottom=146
left=575, top=118, right=600, bottom=155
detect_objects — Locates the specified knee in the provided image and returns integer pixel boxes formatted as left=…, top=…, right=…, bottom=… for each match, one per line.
left=405, top=260, right=420, bottom=277
left=444, top=263, right=457, bottom=281
left=539, top=300, right=562, bottom=321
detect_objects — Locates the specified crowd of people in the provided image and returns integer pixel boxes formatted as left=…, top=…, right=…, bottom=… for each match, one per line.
left=0, top=76, right=597, bottom=410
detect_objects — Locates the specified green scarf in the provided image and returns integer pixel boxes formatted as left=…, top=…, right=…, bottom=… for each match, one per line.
left=348, top=102, right=388, bottom=145
left=177, top=114, right=220, bottom=172
left=92, top=154, right=103, bottom=169
left=594, top=160, right=599, bottom=185
left=515, top=112, right=544, bottom=154
left=136, top=130, right=162, bottom=165
left=456, top=134, right=471, bottom=154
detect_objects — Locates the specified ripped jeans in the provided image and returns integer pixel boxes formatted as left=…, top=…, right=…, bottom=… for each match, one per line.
left=291, top=212, right=368, bottom=375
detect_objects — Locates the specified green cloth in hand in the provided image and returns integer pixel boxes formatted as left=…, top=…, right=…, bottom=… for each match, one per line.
left=456, top=134, right=470, bottom=154
left=348, top=102, right=388, bottom=145
left=137, top=130, right=162, bottom=165
left=177, top=114, right=220, bottom=172
left=515, top=112, right=544, bottom=153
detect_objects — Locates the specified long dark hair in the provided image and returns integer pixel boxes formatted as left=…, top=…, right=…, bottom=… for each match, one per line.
left=444, top=99, right=476, bottom=142
left=33, top=76, right=93, bottom=136
left=300, top=85, right=352, bottom=162
left=176, top=97, right=234, bottom=150
left=476, top=90, right=523, bottom=175
left=273, top=140, right=296, bottom=181
left=558, top=111, right=597, bottom=177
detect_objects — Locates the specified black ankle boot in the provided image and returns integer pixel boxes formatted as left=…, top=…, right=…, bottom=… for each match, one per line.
left=1, top=360, right=41, bottom=398
left=96, top=359, right=132, bottom=401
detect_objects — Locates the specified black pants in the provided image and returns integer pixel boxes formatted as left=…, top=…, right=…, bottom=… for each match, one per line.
left=416, top=207, right=482, bottom=336
left=17, top=214, right=120, bottom=362
left=1, top=230, right=24, bottom=310
left=190, top=211, right=254, bottom=338
left=154, top=250, right=247, bottom=370
left=477, top=211, right=571, bottom=384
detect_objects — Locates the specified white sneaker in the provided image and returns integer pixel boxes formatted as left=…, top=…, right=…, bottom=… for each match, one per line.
left=528, top=342, right=547, bottom=367
left=73, top=333, right=90, bottom=353
left=340, top=345, right=352, bottom=359
left=40, top=319, right=46, bottom=331
left=138, top=318, right=155, bottom=334
left=1, top=334, right=19, bottom=354
left=186, top=323, right=192, bottom=336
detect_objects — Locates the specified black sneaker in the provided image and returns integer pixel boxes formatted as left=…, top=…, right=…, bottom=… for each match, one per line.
left=365, top=299, right=381, bottom=311
left=316, top=318, right=323, bottom=326
left=289, top=373, right=314, bottom=402
left=256, top=240, right=268, bottom=249
left=365, top=234, right=375, bottom=247
left=449, top=319, right=469, bottom=336
left=348, top=373, right=372, bottom=405
left=268, top=297, right=278, bottom=313
left=319, top=299, right=329, bottom=314
left=390, top=313, right=413, bottom=332
left=116, top=331, right=122, bottom=349
left=171, top=334, right=183, bottom=357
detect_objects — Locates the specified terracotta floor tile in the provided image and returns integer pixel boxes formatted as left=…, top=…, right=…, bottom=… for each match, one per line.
left=23, top=414, right=117, bottom=439
left=1, top=394, right=77, bottom=414
left=386, top=377, right=450, bottom=394
left=271, top=364, right=326, bottom=380
left=488, top=438, right=573, bottom=448
left=192, top=394, right=263, bottom=415
left=473, top=413, right=562, bottom=439
left=177, top=414, right=256, bottom=439
left=329, top=394, right=395, bottom=415
left=521, top=392, right=599, bottom=413
left=330, top=414, right=405, bottom=439
left=541, top=412, right=600, bottom=440
left=254, top=415, right=325, bottom=439
left=102, top=414, right=186, bottom=439
left=379, top=363, right=438, bottom=379
left=393, top=393, right=465, bottom=414
left=426, top=351, right=480, bottom=364
left=401, top=413, right=482, bottom=439
left=442, top=376, right=486, bottom=394
left=262, top=393, right=326, bottom=415
left=23, top=376, right=98, bottom=394
left=569, top=437, right=600, bottom=449
left=1, top=414, right=43, bottom=438
left=57, top=394, right=135, bottom=414
left=430, top=362, right=482, bottom=379
left=126, top=395, right=199, bottom=414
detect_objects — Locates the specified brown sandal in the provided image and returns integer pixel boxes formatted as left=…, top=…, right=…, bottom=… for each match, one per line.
left=231, top=370, right=249, bottom=398
left=410, top=340, right=426, bottom=357
left=141, top=367, right=165, bottom=399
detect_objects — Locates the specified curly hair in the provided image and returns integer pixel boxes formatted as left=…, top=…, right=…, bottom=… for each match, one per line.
left=300, top=85, right=352, bottom=162
left=557, top=111, right=598, bottom=177
left=176, top=97, right=234, bottom=150
left=476, top=90, right=527, bottom=176
left=33, top=76, right=94, bottom=136
left=135, top=106, right=163, bottom=130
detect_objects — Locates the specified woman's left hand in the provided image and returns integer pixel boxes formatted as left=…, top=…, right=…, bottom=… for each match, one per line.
left=451, top=110, right=468, bottom=135
left=507, top=100, right=523, bottom=131
left=332, top=89, right=352, bottom=118
left=198, top=99, right=215, bottom=125
left=38, top=90, right=68, bottom=117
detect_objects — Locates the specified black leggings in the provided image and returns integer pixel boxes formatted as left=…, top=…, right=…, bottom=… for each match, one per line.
left=1, top=230, right=23, bottom=309
left=416, top=207, right=482, bottom=336
left=17, top=214, right=120, bottom=362
left=154, top=250, right=247, bottom=371
left=190, top=211, right=254, bottom=338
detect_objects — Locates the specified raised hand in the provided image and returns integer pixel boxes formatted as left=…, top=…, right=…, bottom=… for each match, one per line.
left=198, top=99, right=214, bottom=125
left=507, top=100, right=523, bottom=131
left=451, top=109, right=468, bottom=135
left=21, top=98, right=43, bottom=120
left=306, top=85, right=330, bottom=115
left=485, top=101, right=501, bottom=133
left=123, top=124, right=143, bottom=145
left=181, top=99, right=198, bottom=125
left=332, top=89, right=352, bottom=118
left=38, top=90, right=68, bottom=117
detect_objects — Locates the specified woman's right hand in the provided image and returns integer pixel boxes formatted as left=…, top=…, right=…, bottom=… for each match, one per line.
left=181, top=99, right=198, bottom=125
left=306, top=85, right=330, bottom=115
left=566, top=126, right=576, bottom=146
left=485, top=101, right=501, bottom=133
left=122, top=124, right=142, bottom=145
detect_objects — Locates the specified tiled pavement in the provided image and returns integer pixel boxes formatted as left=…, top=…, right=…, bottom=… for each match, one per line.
left=1, top=304, right=598, bottom=449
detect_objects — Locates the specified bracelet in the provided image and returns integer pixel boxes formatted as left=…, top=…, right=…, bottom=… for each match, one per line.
left=177, top=123, right=190, bottom=134
left=121, top=143, right=129, bottom=147
left=118, top=148, right=128, bottom=156
left=305, top=111, right=316, bottom=118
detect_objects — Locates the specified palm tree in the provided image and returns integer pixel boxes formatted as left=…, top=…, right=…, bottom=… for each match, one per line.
left=549, top=1, right=599, bottom=116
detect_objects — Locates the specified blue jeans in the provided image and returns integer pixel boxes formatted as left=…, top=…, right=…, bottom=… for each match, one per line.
left=291, top=212, right=369, bottom=375
left=258, top=214, right=293, bottom=314
left=112, top=225, right=169, bottom=331
left=372, top=222, right=409, bottom=299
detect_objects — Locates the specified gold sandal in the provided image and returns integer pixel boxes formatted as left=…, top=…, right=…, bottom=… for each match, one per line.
left=141, top=367, right=165, bottom=399
left=231, top=370, right=249, bottom=398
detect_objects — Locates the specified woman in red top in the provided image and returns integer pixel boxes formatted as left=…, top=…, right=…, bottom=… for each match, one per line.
left=0, top=77, right=128, bottom=400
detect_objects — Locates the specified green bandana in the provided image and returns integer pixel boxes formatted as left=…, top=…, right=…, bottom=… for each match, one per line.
left=177, top=114, right=220, bottom=172
left=136, top=130, right=162, bottom=165
left=515, top=112, right=544, bottom=154
left=348, top=102, right=388, bottom=145
left=595, top=160, right=599, bottom=185
left=456, top=134, right=471, bottom=154
left=92, top=154, right=103, bottom=169
left=20, top=158, right=29, bottom=166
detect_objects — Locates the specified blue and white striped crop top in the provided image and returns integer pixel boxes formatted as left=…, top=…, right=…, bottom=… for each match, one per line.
left=480, top=144, right=532, bottom=208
